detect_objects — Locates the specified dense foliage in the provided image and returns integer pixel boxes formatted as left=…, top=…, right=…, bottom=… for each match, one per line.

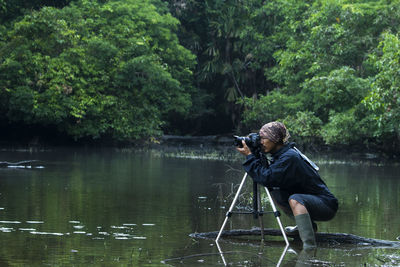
left=1, top=0, right=400, bottom=153
left=0, top=0, right=195, bottom=140
left=235, top=0, right=400, bottom=152
left=166, top=0, right=400, bottom=153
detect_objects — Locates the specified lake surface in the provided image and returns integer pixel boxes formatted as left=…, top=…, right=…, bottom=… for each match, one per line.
left=0, top=148, right=399, bottom=266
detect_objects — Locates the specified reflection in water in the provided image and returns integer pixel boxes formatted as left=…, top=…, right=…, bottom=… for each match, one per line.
left=0, top=149, right=400, bottom=266
left=216, top=240, right=291, bottom=267
left=294, top=248, right=316, bottom=267
left=30, top=231, right=64, bottom=236
left=215, top=241, right=227, bottom=266
left=277, top=245, right=290, bottom=266
left=0, top=219, right=148, bottom=240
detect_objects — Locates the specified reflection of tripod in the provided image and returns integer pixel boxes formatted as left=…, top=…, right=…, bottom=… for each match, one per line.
left=216, top=172, right=290, bottom=246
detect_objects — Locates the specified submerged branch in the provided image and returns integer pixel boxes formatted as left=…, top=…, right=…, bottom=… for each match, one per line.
left=0, top=160, right=41, bottom=168
left=190, top=228, right=400, bottom=248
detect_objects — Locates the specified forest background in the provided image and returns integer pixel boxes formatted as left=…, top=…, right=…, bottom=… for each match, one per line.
left=0, top=0, right=399, bottom=156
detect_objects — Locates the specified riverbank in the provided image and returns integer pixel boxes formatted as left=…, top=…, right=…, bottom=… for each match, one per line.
left=0, top=134, right=398, bottom=166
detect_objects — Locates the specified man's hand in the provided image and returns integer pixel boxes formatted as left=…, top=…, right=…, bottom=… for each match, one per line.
left=236, top=140, right=252, bottom=156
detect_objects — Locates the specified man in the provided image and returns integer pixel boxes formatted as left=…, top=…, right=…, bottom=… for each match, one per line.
left=236, top=121, right=338, bottom=249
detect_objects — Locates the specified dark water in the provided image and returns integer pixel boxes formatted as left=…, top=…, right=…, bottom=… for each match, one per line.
left=0, top=148, right=399, bottom=266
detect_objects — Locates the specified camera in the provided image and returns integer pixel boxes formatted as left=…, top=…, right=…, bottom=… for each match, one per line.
left=233, top=133, right=262, bottom=155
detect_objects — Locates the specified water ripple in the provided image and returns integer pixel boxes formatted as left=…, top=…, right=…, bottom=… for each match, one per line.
left=19, top=228, right=36, bottom=231
left=122, top=223, right=137, bottom=226
left=0, top=218, right=150, bottom=242
left=133, top=236, right=147, bottom=240
left=0, top=227, right=13, bottom=232
left=111, top=225, right=129, bottom=229
left=99, top=232, right=110, bottom=236
left=30, top=231, right=64, bottom=236
left=73, top=231, right=86, bottom=234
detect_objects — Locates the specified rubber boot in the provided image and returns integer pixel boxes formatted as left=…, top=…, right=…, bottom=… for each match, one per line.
left=285, top=221, right=317, bottom=235
left=295, top=213, right=316, bottom=249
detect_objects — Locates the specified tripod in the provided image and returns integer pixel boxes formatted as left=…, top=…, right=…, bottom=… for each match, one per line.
left=216, top=172, right=290, bottom=246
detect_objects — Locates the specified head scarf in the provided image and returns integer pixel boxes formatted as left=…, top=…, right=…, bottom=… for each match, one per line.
left=259, top=121, right=290, bottom=144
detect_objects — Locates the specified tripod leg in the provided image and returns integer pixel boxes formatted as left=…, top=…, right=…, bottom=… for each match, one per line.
left=264, top=186, right=290, bottom=246
left=257, top=184, right=265, bottom=241
left=216, top=172, right=248, bottom=242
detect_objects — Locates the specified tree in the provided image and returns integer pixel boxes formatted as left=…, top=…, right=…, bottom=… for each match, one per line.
left=0, top=0, right=195, bottom=141
left=165, top=0, right=286, bottom=133
left=364, top=33, right=400, bottom=151
left=300, top=67, right=370, bottom=122
left=239, top=0, right=400, bottom=154
left=0, top=0, right=72, bottom=24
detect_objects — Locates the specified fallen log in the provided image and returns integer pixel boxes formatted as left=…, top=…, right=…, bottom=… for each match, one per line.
left=190, top=228, right=400, bottom=248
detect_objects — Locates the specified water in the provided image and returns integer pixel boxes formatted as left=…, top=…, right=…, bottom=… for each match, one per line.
left=0, top=148, right=399, bottom=266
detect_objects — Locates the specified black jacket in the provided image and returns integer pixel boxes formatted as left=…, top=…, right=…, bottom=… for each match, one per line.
left=243, top=142, right=338, bottom=211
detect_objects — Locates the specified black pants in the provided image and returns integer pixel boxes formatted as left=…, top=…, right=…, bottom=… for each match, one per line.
left=270, top=189, right=337, bottom=222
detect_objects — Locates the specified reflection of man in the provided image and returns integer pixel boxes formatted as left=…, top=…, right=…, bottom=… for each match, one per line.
left=236, top=121, right=338, bottom=249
